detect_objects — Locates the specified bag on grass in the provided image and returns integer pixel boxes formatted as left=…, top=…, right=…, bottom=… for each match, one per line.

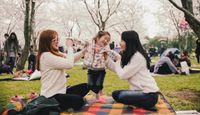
left=20, top=96, right=60, bottom=115
left=29, top=70, right=41, bottom=80
left=180, top=61, right=190, bottom=75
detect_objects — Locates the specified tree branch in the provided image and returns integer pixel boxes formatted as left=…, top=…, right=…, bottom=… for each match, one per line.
left=105, top=0, right=121, bottom=22
left=83, top=0, right=99, bottom=26
left=113, top=27, right=121, bottom=36
left=97, top=0, right=103, bottom=26
left=168, top=0, right=200, bottom=24
left=106, top=0, right=110, bottom=19
left=169, top=9, right=181, bottom=39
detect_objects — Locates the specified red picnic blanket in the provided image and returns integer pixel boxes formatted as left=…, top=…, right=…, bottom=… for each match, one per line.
left=2, top=93, right=175, bottom=115
left=61, top=93, right=176, bottom=115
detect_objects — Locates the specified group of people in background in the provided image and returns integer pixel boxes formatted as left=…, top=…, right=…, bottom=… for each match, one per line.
left=152, top=51, right=188, bottom=74
left=150, top=46, right=200, bottom=75
left=0, top=32, right=20, bottom=75
left=2, top=32, right=19, bottom=71
left=0, top=32, right=36, bottom=75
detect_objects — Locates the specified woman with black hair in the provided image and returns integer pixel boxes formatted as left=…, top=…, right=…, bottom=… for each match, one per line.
left=106, top=30, right=159, bottom=110
left=4, top=32, right=19, bottom=70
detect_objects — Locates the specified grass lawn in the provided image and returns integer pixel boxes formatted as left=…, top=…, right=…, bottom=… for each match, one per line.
left=0, top=56, right=200, bottom=112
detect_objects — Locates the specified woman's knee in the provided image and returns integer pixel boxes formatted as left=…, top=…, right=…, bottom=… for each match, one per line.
left=64, top=95, right=85, bottom=110
left=112, top=90, right=121, bottom=101
left=79, top=83, right=89, bottom=90
left=52, top=94, right=85, bottom=110
left=72, top=96, right=85, bottom=110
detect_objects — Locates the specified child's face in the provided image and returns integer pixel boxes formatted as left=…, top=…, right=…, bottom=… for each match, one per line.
left=96, top=34, right=110, bottom=47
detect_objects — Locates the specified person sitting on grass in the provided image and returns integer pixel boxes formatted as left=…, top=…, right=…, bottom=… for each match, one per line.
left=153, top=51, right=180, bottom=74
left=106, top=30, right=160, bottom=110
left=36, top=30, right=90, bottom=113
left=0, top=64, right=13, bottom=74
left=178, top=50, right=191, bottom=67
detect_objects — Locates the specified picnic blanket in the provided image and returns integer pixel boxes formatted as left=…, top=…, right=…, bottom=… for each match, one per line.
left=62, top=93, right=176, bottom=115
left=2, top=93, right=175, bottom=115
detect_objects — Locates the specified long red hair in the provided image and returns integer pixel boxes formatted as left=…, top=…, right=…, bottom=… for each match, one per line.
left=36, top=30, right=64, bottom=70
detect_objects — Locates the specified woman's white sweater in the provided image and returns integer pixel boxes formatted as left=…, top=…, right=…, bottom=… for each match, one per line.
left=106, top=52, right=159, bottom=93
left=40, top=48, right=83, bottom=98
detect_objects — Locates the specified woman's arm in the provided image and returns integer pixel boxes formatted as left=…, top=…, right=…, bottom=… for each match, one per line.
left=74, top=48, right=88, bottom=62
left=108, top=50, right=121, bottom=61
left=165, top=57, right=179, bottom=73
left=105, top=58, right=116, bottom=72
left=74, top=51, right=84, bottom=62
left=44, top=47, right=74, bottom=69
left=114, top=53, right=144, bottom=80
left=106, top=53, right=144, bottom=80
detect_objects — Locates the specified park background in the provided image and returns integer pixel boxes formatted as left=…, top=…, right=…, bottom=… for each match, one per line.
left=0, top=0, right=200, bottom=113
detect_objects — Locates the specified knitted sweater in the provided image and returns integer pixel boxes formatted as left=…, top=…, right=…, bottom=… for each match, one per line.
left=106, top=52, right=159, bottom=93
left=84, top=43, right=120, bottom=70
left=40, top=48, right=83, bottom=98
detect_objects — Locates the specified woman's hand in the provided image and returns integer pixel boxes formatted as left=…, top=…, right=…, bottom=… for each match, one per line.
left=66, top=38, right=73, bottom=47
left=84, top=41, right=89, bottom=48
left=81, top=47, right=87, bottom=55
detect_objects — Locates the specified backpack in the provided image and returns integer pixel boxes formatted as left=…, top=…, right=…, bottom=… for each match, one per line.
left=19, top=96, right=61, bottom=115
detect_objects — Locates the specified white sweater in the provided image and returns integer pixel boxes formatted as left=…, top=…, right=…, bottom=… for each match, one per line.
left=40, top=48, right=83, bottom=98
left=107, top=52, right=159, bottom=93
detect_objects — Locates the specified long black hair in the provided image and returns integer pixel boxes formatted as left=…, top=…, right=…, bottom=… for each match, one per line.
left=121, top=30, right=150, bottom=69
left=8, top=32, right=19, bottom=44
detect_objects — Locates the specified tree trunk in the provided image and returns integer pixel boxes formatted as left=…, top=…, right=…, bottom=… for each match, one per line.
left=169, top=0, right=200, bottom=39
left=16, top=0, right=31, bottom=71
left=32, top=32, right=38, bottom=51
left=181, top=0, right=200, bottom=39
left=102, top=22, right=105, bottom=31
left=31, top=1, right=36, bottom=51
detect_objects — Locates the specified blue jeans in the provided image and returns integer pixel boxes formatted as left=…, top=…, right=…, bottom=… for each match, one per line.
left=87, top=69, right=106, bottom=94
left=112, top=90, right=158, bottom=109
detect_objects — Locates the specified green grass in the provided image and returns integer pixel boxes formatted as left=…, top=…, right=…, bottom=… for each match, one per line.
left=0, top=57, right=200, bottom=112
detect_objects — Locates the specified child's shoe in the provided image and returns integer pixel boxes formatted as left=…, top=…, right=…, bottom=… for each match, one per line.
left=95, top=97, right=107, bottom=103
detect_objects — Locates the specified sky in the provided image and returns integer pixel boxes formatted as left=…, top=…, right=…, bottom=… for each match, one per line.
left=139, top=0, right=164, bottom=38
